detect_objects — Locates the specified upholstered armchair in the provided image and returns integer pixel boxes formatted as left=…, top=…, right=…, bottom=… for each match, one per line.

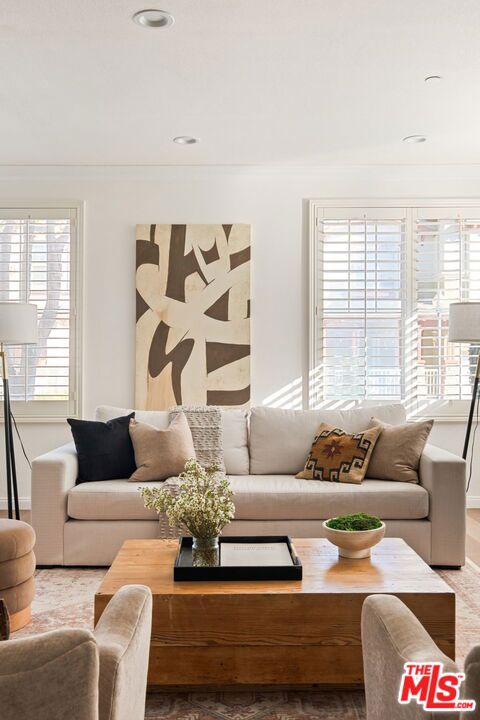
left=0, top=584, right=152, bottom=720
left=362, top=594, right=480, bottom=720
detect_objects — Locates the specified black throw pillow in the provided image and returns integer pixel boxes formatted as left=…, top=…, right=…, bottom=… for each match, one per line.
left=68, top=413, right=136, bottom=483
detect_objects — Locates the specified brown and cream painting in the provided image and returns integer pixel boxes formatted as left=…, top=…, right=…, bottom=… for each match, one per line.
left=135, top=224, right=250, bottom=409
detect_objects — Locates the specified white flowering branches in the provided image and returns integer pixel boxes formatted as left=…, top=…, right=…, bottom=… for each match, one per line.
left=140, top=459, right=235, bottom=539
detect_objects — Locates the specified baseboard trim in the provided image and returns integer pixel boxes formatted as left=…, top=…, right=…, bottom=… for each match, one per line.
left=467, top=496, right=480, bottom=508
left=0, top=497, right=31, bottom=510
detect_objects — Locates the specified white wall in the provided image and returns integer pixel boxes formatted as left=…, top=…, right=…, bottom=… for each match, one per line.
left=0, top=164, right=479, bottom=506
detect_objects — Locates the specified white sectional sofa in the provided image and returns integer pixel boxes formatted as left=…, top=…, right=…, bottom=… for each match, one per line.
left=31, top=404, right=466, bottom=567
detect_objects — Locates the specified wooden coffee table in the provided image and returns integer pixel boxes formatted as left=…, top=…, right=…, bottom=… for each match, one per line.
left=94, top=537, right=455, bottom=688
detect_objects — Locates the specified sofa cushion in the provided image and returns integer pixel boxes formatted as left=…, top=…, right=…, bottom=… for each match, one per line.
left=249, top=405, right=407, bottom=475
left=67, top=475, right=428, bottom=522
left=95, top=405, right=249, bottom=475
left=230, top=476, right=428, bottom=520
left=68, top=480, right=160, bottom=520
left=221, top=409, right=249, bottom=474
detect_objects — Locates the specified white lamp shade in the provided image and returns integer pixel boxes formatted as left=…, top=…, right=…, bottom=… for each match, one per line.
left=0, top=303, right=38, bottom=345
left=448, top=302, right=480, bottom=342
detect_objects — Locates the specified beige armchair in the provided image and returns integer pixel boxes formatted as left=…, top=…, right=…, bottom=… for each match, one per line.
left=0, top=584, right=152, bottom=720
left=362, top=594, right=479, bottom=720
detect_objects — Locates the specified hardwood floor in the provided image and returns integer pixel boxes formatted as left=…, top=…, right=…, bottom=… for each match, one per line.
left=466, top=509, right=480, bottom=566
left=0, top=510, right=31, bottom=522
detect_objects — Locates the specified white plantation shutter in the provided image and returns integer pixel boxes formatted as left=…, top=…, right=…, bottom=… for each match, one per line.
left=414, top=208, right=480, bottom=408
left=312, top=209, right=406, bottom=406
left=311, top=202, right=480, bottom=417
left=0, top=207, right=78, bottom=417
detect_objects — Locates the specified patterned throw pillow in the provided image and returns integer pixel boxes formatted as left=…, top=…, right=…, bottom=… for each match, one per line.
left=296, top=423, right=382, bottom=485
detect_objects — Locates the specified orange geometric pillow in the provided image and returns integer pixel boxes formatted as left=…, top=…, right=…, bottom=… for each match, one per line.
left=296, top=423, right=381, bottom=485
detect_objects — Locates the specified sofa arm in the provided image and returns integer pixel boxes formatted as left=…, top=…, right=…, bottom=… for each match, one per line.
left=419, top=443, right=466, bottom=566
left=94, top=585, right=152, bottom=720
left=463, top=645, right=480, bottom=716
left=31, top=443, right=78, bottom=565
left=0, top=628, right=98, bottom=720
left=362, top=594, right=459, bottom=720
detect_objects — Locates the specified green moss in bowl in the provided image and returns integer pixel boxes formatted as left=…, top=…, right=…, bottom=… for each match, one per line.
left=325, top=513, right=382, bottom=532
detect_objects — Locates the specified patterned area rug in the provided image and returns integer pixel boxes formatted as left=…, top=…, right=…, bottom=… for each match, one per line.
left=13, top=560, right=480, bottom=720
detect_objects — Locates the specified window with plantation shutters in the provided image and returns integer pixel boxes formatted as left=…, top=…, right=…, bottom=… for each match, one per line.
left=415, top=209, right=480, bottom=406
left=0, top=207, right=79, bottom=418
left=310, top=201, right=480, bottom=418
left=312, top=209, right=406, bottom=405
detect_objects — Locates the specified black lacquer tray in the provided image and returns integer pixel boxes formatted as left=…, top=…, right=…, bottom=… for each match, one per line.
left=173, top=535, right=302, bottom=581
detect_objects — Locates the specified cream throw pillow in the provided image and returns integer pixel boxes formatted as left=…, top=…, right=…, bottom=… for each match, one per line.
left=366, top=417, right=433, bottom=483
left=128, top=412, right=196, bottom=482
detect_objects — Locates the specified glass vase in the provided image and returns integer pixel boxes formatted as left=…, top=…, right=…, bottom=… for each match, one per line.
left=192, top=536, right=219, bottom=567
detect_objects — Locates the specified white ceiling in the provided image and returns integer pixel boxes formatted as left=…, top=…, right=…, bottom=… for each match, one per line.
left=2, top=0, right=480, bottom=165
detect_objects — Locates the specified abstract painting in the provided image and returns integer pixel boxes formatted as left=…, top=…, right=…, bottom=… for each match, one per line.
left=136, top=224, right=250, bottom=409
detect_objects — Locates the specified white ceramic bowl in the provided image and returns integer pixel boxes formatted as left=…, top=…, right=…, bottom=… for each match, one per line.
left=323, top=519, right=386, bottom=559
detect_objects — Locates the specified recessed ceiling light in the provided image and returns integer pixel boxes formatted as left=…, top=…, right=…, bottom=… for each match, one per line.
left=132, top=9, right=175, bottom=28
left=424, top=75, right=442, bottom=83
left=403, top=135, right=427, bottom=144
left=173, top=136, right=200, bottom=145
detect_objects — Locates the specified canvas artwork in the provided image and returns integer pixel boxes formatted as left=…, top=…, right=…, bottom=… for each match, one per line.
left=135, top=224, right=250, bottom=409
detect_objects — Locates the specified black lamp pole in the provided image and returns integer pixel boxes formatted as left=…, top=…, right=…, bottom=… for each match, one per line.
left=463, top=353, right=480, bottom=460
left=1, top=348, right=19, bottom=520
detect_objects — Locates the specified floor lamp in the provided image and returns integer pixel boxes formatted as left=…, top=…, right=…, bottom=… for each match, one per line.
left=0, top=304, right=38, bottom=520
left=449, top=302, right=480, bottom=460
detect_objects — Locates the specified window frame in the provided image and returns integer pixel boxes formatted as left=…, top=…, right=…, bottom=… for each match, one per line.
left=309, top=198, right=480, bottom=420
left=0, top=201, right=83, bottom=422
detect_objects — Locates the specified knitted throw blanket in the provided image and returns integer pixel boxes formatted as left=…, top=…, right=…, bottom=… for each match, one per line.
left=169, top=405, right=225, bottom=471
left=158, top=405, right=224, bottom=538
